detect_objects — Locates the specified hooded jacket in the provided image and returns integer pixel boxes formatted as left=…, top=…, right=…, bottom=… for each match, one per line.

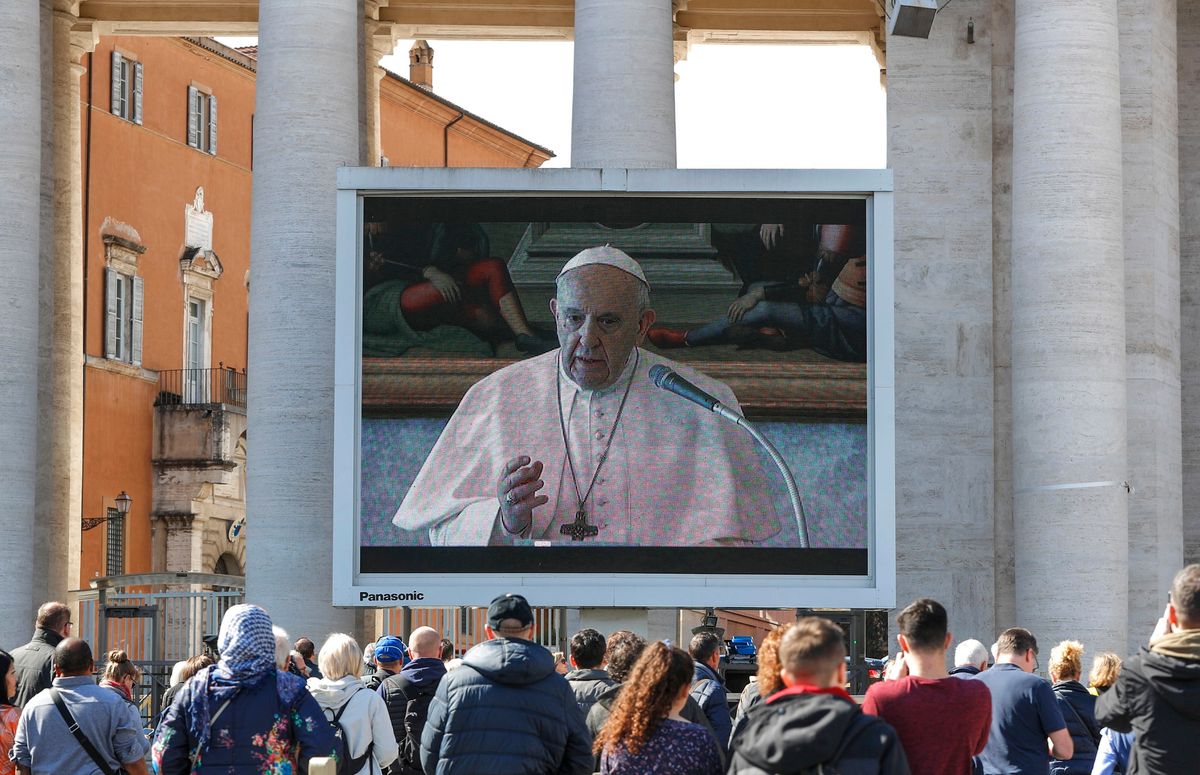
left=307, top=675, right=400, bottom=775
left=381, top=657, right=447, bottom=774
left=564, top=668, right=616, bottom=716
left=586, top=681, right=720, bottom=774
left=1095, top=629, right=1200, bottom=775
left=1050, top=680, right=1100, bottom=775
left=727, top=686, right=910, bottom=775
left=419, top=637, right=592, bottom=775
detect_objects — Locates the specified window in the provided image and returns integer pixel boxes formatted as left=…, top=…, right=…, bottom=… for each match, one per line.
left=187, top=86, right=217, bottom=155
left=110, top=51, right=143, bottom=124
left=184, top=297, right=208, bottom=401
left=105, top=507, right=125, bottom=576
left=105, top=268, right=143, bottom=365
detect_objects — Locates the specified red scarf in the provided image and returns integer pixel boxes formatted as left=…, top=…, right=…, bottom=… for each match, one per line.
left=766, top=684, right=856, bottom=705
left=100, top=679, right=132, bottom=702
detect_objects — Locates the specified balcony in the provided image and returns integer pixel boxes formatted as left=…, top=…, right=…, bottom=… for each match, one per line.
left=155, top=365, right=246, bottom=409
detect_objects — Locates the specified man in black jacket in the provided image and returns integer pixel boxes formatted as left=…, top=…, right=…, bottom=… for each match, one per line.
left=564, top=629, right=615, bottom=716
left=381, top=626, right=447, bottom=775
left=10, top=601, right=72, bottom=707
left=729, top=616, right=910, bottom=775
left=1097, top=564, right=1200, bottom=774
left=419, top=594, right=591, bottom=775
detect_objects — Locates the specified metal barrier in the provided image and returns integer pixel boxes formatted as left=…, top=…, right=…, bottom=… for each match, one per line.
left=155, top=364, right=247, bottom=408
left=380, top=606, right=565, bottom=655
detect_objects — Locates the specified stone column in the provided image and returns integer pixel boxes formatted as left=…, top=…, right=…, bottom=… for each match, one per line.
left=0, top=0, right=43, bottom=648
left=36, top=0, right=90, bottom=607
left=1118, top=0, right=1182, bottom=654
left=361, top=8, right=394, bottom=168
left=1011, top=0, right=1128, bottom=654
left=246, top=0, right=359, bottom=638
left=1178, top=0, right=1200, bottom=568
left=571, top=0, right=676, bottom=168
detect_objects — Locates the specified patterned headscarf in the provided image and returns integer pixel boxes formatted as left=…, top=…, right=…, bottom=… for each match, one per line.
left=187, top=605, right=306, bottom=756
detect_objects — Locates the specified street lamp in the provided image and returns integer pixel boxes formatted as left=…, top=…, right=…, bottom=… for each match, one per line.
left=114, top=491, right=132, bottom=517
left=82, top=491, right=133, bottom=531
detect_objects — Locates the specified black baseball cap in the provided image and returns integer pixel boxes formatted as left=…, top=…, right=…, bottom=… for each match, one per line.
left=488, top=593, right=534, bottom=628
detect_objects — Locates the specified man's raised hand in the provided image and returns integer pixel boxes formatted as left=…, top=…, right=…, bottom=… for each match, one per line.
left=498, top=456, right=548, bottom=536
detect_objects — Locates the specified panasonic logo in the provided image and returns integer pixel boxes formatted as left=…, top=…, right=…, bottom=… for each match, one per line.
left=359, top=591, right=426, bottom=602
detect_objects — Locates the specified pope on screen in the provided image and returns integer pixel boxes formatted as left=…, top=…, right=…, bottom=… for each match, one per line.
left=391, top=245, right=783, bottom=546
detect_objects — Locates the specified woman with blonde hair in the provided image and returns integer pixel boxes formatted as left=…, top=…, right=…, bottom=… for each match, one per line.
left=100, top=650, right=141, bottom=704
left=1088, top=652, right=1122, bottom=696
left=595, top=642, right=722, bottom=775
left=1047, top=640, right=1100, bottom=775
left=306, top=633, right=399, bottom=775
left=730, top=624, right=792, bottom=744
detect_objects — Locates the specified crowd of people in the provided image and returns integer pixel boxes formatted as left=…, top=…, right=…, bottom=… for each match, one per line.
left=2, top=565, right=1200, bottom=774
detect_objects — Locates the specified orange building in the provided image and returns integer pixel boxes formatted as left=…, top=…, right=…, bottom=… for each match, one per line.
left=80, top=36, right=551, bottom=586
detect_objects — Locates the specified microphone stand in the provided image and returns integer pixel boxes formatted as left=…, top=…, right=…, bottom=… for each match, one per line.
left=709, top=403, right=811, bottom=549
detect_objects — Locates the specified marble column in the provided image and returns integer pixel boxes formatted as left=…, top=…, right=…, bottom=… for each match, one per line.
left=571, top=0, right=676, bottom=168
left=246, top=0, right=359, bottom=638
left=0, top=0, right=42, bottom=648
left=35, top=0, right=89, bottom=607
left=361, top=8, right=394, bottom=168
left=1011, top=0, right=1128, bottom=655
left=1118, top=0, right=1182, bottom=654
left=1178, top=0, right=1200, bottom=569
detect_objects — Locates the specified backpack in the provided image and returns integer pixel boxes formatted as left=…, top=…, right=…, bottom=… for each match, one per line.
left=390, top=675, right=437, bottom=774
left=326, top=688, right=375, bottom=775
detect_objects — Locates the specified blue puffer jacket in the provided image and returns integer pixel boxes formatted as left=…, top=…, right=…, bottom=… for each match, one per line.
left=1050, top=680, right=1102, bottom=775
left=153, top=669, right=337, bottom=774
left=419, top=637, right=592, bottom=775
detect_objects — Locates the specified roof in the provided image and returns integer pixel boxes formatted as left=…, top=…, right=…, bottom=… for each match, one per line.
left=382, top=69, right=554, bottom=158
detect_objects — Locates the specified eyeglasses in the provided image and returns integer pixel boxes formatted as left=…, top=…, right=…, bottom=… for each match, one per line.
left=1032, top=652, right=1040, bottom=673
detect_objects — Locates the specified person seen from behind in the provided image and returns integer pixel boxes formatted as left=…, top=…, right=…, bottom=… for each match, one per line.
left=1096, top=563, right=1200, bottom=774
left=380, top=626, right=447, bottom=775
left=951, top=639, right=991, bottom=678
left=862, top=598, right=991, bottom=775
left=1046, top=640, right=1100, bottom=775
left=730, top=623, right=793, bottom=743
left=152, top=604, right=336, bottom=773
left=419, top=593, right=592, bottom=775
left=0, top=650, right=21, bottom=775
left=688, top=631, right=732, bottom=758
left=9, top=602, right=72, bottom=708
left=158, top=654, right=214, bottom=725
left=970, top=627, right=1073, bottom=774
left=11, top=637, right=149, bottom=775
left=594, top=642, right=722, bottom=775
left=295, top=637, right=323, bottom=680
left=565, top=628, right=617, bottom=716
left=368, top=636, right=408, bottom=691
left=1086, top=652, right=1132, bottom=775
left=99, top=650, right=141, bottom=705
left=729, top=616, right=910, bottom=775
left=306, top=632, right=399, bottom=775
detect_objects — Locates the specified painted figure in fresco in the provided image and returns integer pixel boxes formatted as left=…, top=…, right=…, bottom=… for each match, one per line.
left=363, top=222, right=555, bottom=357
left=649, top=223, right=867, bottom=363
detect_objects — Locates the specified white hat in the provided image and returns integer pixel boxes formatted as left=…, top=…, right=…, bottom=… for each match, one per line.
left=557, top=245, right=649, bottom=289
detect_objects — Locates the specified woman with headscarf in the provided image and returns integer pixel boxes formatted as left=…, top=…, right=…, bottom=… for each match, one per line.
left=0, top=650, right=20, bottom=775
left=152, top=604, right=336, bottom=774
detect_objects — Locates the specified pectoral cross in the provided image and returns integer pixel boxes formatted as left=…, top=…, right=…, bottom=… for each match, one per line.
left=560, top=507, right=599, bottom=541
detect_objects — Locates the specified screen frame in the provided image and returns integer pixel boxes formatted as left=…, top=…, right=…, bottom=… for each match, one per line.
left=333, top=167, right=895, bottom=609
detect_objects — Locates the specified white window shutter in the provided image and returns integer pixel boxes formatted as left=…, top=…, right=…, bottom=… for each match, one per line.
left=187, top=86, right=200, bottom=148
left=208, top=94, right=217, bottom=155
left=105, top=268, right=119, bottom=358
left=110, top=51, right=123, bottom=117
left=133, top=61, right=143, bottom=125
left=131, top=275, right=144, bottom=367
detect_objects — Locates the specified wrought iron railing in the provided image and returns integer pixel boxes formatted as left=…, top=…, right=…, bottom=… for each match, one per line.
left=156, top=364, right=246, bottom=409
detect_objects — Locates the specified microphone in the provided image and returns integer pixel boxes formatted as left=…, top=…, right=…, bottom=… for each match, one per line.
left=648, top=362, right=812, bottom=548
left=649, top=364, right=723, bottom=413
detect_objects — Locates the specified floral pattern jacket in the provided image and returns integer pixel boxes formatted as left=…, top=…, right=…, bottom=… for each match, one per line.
left=153, top=670, right=336, bottom=775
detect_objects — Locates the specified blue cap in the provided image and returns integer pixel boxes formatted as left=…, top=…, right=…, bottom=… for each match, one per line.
left=374, top=636, right=407, bottom=664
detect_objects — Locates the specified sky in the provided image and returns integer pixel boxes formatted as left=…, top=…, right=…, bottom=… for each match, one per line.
left=220, top=37, right=887, bottom=169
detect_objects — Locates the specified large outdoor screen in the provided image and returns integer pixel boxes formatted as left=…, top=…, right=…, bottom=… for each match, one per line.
left=333, top=169, right=894, bottom=608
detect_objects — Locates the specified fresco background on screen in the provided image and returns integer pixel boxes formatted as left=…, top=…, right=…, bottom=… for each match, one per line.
left=359, top=211, right=868, bottom=549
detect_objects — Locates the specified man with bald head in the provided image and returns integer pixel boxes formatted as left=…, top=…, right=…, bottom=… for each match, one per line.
left=381, top=626, right=449, bottom=774
left=11, top=638, right=149, bottom=775
left=393, top=245, right=782, bottom=546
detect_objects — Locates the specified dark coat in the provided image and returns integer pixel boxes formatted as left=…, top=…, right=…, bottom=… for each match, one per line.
left=419, top=637, right=592, bottom=775
left=728, top=688, right=910, bottom=775
left=564, top=668, right=616, bottom=716
left=381, top=657, right=447, bottom=775
left=690, top=662, right=732, bottom=756
left=949, top=665, right=983, bottom=678
left=586, top=681, right=720, bottom=773
left=1096, top=638, right=1200, bottom=775
left=11, top=628, right=63, bottom=708
left=1050, top=680, right=1101, bottom=775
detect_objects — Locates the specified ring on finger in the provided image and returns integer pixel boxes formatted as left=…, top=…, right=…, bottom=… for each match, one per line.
left=505, top=491, right=517, bottom=504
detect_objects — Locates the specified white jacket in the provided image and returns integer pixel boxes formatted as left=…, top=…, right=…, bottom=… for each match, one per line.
left=307, top=675, right=400, bottom=775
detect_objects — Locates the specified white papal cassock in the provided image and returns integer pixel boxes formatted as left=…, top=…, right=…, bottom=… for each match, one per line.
left=392, top=347, right=783, bottom=546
